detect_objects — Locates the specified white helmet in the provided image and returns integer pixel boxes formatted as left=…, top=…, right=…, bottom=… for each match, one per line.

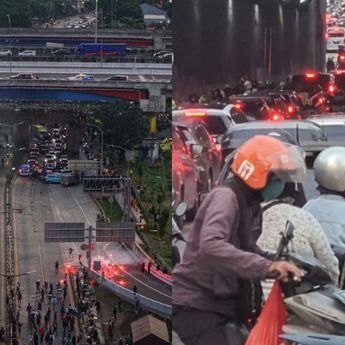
left=314, top=147, right=345, bottom=192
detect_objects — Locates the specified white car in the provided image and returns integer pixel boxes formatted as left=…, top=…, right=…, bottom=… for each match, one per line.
left=68, top=74, right=94, bottom=81
left=0, top=49, right=12, bottom=56
left=326, top=27, right=345, bottom=51
left=19, top=50, right=36, bottom=57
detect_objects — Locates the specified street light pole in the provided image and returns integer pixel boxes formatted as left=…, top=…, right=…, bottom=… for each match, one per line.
left=6, top=14, right=11, bottom=74
left=87, top=123, right=103, bottom=175
left=95, top=0, right=98, bottom=43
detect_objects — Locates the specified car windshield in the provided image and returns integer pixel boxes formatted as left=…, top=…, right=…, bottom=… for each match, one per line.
left=191, top=116, right=227, bottom=135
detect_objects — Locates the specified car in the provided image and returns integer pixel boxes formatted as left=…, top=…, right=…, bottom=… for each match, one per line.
left=18, top=164, right=31, bottom=176
left=172, top=126, right=199, bottom=221
left=201, top=102, right=249, bottom=123
left=0, top=49, right=12, bottom=56
left=174, top=119, right=222, bottom=193
left=45, top=160, right=56, bottom=170
left=29, top=149, right=39, bottom=156
left=18, top=50, right=36, bottom=57
left=153, top=50, right=171, bottom=58
left=221, top=120, right=327, bottom=163
left=106, top=75, right=129, bottom=81
left=45, top=173, right=61, bottom=184
left=44, top=153, right=54, bottom=162
left=52, top=49, right=70, bottom=55
left=68, top=74, right=94, bottom=81
left=288, top=72, right=335, bottom=106
left=173, top=108, right=234, bottom=143
left=60, top=158, right=68, bottom=166
left=308, top=113, right=345, bottom=146
left=27, top=158, right=38, bottom=165
left=10, top=73, right=38, bottom=80
left=326, top=27, right=345, bottom=51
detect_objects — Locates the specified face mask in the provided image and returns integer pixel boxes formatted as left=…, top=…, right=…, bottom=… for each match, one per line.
left=261, top=180, right=285, bottom=202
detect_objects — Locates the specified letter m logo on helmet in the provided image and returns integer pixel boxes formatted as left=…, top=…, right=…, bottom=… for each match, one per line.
left=237, top=160, right=255, bottom=180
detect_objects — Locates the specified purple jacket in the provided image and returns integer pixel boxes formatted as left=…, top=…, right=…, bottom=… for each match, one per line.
left=173, top=186, right=272, bottom=316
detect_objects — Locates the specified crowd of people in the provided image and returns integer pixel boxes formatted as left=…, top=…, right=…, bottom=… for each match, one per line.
left=4, top=261, right=81, bottom=345
left=172, top=75, right=290, bottom=108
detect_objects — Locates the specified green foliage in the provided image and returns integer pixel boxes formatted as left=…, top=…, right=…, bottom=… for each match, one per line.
left=87, top=102, right=149, bottom=150
left=158, top=207, right=169, bottom=239
left=0, top=0, right=31, bottom=27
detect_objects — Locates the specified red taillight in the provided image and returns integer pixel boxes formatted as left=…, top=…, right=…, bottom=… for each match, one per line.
left=325, top=33, right=329, bottom=39
left=19, top=169, right=22, bottom=173
left=271, top=113, right=284, bottom=121
left=215, top=144, right=222, bottom=152
left=234, top=103, right=243, bottom=109
left=185, top=112, right=206, bottom=117
left=288, top=106, right=294, bottom=113
left=328, top=84, right=336, bottom=94
left=305, top=72, right=316, bottom=79
left=340, top=55, right=345, bottom=61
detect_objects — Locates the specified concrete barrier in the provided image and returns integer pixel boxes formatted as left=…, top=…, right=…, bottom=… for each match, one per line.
left=90, top=269, right=172, bottom=320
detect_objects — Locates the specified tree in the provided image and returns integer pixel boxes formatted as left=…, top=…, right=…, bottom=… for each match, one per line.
left=87, top=102, right=149, bottom=150
left=157, top=208, right=169, bottom=239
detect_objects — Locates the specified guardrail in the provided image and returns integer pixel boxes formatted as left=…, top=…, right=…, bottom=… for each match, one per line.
left=90, top=269, right=171, bottom=320
left=0, top=56, right=171, bottom=64
left=0, top=28, right=172, bottom=37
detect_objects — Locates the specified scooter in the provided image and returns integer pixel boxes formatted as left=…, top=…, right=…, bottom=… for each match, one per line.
left=274, top=221, right=345, bottom=337
left=280, top=332, right=345, bottom=345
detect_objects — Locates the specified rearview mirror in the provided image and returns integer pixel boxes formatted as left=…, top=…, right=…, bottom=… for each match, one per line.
left=216, top=135, right=223, bottom=144
left=176, top=202, right=187, bottom=217
left=191, top=144, right=203, bottom=156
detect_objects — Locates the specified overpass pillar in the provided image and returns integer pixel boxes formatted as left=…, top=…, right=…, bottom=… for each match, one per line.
left=140, top=84, right=166, bottom=112
left=153, top=33, right=164, bottom=50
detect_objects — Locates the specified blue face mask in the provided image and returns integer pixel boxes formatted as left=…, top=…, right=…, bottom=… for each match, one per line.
left=261, top=180, right=285, bottom=201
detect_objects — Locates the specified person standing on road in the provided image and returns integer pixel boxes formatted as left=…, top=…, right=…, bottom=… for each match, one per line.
left=112, top=306, right=117, bottom=321
left=33, top=331, right=39, bottom=345
left=55, top=261, right=59, bottom=273
left=173, top=135, right=306, bottom=345
left=63, top=286, right=68, bottom=300
left=26, top=303, right=33, bottom=318
left=147, top=262, right=152, bottom=275
left=141, top=262, right=145, bottom=275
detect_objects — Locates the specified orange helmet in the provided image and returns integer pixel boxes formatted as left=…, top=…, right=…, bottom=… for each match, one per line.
left=231, top=135, right=306, bottom=189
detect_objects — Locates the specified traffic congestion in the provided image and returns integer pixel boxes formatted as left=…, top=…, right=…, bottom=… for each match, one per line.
left=172, top=1, right=345, bottom=344
left=17, top=124, right=79, bottom=187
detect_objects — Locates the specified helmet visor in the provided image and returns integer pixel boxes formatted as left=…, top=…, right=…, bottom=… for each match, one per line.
left=264, top=144, right=307, bottom=184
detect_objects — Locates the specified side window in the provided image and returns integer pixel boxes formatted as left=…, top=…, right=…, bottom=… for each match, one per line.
left=195, top=126, right=210, bottom=145
left=230, top=108, right=247, bottom=123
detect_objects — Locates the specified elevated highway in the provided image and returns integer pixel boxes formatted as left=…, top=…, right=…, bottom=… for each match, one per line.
left=0, top=79, right=171, bottom=112
left=0, top=28, right=172, bottom=50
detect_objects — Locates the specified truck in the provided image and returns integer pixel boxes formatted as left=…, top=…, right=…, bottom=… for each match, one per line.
left=75, top=43, right=127, bottom=56
left=60, top=173, right=80, bottom=187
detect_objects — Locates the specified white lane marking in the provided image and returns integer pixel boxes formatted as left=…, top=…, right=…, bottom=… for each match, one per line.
left=67, top=188, right=92, bottom=226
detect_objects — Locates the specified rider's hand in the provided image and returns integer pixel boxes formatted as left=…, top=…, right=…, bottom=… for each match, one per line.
left=267, top=261, right=302, bottom=282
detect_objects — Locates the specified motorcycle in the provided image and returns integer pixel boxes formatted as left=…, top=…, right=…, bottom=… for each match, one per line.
left=280, top=332, right=345, bottom=345
left=273, top=220, right=345, bottom=339
left=172, top=202, right=187, bottom=268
